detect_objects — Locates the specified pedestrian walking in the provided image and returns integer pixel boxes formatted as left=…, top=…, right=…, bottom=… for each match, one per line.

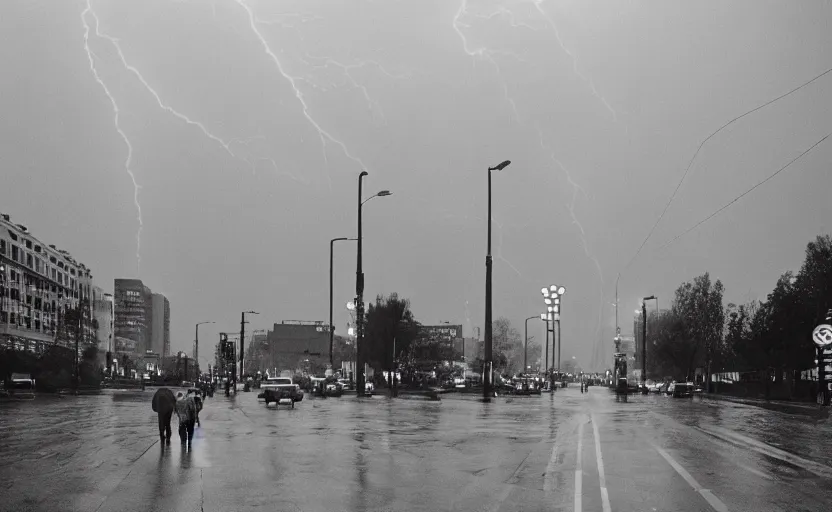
left=188, top=389, right=204, bottom=427
left=174, top=391, right=197, bottom=447
left=151, top=388, right=176, bottom=443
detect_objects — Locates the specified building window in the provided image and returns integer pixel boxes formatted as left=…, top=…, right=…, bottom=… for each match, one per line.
left=26, top=253, right=33, bottom=268
left=25, top=239, right=32, bottom=249
left=0, top=239, right=5, bottom=255
left=12, top=245, right=19, bottom=262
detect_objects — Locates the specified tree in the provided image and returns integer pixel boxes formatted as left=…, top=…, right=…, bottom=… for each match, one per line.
left=492, top=317, right=522, bottom=374
left=647, top=309, right=696, bottom=380
left=670, top=272, right=724, bottom=390
left=363, top=293, right=420, bottom=388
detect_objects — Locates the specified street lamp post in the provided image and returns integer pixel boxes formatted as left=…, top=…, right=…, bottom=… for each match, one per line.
left=240, top=311, right=259, bottom=386
left=195, top=321, right=215, bottom=374
left=524, top=315, right=539, bottom=372
left=330, top=237, right=357, bottom=370
left=484, top=160, right=511, bottom=400
left=355, top=171, right=391, bottom=397
left=642, top=295, right=656, bottom=391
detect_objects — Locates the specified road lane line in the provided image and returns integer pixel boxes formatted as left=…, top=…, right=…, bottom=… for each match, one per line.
left=653, top=444, right=730, bottom=512
left=590, top=414, right=612, bottom=512
left=574, top=420, right=584, bottom=512
left=696, top=424, right=832, bottom=479
left=543, top=432, right=562, bottom=494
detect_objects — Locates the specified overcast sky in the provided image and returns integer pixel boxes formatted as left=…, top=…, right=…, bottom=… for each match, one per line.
left=2, top=0, right=831, bottom=371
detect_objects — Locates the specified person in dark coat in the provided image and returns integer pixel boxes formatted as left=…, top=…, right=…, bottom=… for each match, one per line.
left=151, top=388, right=176, bottom=443
left=175, top=391, right=197, bottom=446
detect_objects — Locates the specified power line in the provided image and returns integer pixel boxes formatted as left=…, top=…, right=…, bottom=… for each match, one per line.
left=659, top=132, right=831, bottom=251
left=622, top=64, right=832, bottom=272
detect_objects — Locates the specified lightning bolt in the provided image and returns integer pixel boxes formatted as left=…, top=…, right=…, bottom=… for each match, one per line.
left=88, top=7, right=238, bottom=158
left=453, top=0, right=522, bottom=123
left=235, top=0, right=370, bottom=181
left=81, top=1, right=142, bottom=274
left=301, top=53, right=411, bottom=127
left=531, top=0, right=619, bottom=123
left=538, top=127, right=605, bottom=367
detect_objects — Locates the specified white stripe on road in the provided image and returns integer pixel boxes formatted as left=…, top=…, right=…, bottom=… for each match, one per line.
left=574, top=420, right=584, bottom=512
left=697, top=424, right=832, bottom=479
left=653, top=444, right=730, bottom=512
left=543, top=432, right=561, bottom=494
left=590, top=414, right=612, bottom=512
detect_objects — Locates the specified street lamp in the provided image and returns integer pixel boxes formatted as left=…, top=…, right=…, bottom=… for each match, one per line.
left=356, top=171, right=391, bottom=397
left=484, top=159, right=511, bottom=401
left=240, top=310, right=259, bottom=386
left=642, top=295, right=656, bottom=391
left=330, top=237, right=357, bottom=370
left=524, top=315, right=540, bottom=373
left=195, top=321, right=215, bottom=373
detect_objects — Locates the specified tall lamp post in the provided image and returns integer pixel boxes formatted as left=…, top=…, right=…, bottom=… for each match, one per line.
left=240, top=310, right=259, bottom=386
left=330, top=237, right=357, bottom=370
left=642, top=295, right=656, bottom=391
left=484, top=160, right=512, bottom=400
left=355, top=171, right=391, bottom=397
left=524, top=315, right=539, bottom=372
left=195, top=321, right=215, bottom=376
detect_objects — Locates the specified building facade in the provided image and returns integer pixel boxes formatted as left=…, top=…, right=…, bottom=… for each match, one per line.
left=113, top=279, right=153, bottom=362
left=1, top=213, right=98, bottom=355
left=150, top=293, right=170, bottom=357
left=92, top=287, right=114, bottom=368
left=249, top=321, right=330, bottom=375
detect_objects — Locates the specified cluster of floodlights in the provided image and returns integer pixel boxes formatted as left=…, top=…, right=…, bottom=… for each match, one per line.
left=540, top=285, right=566, bottom=321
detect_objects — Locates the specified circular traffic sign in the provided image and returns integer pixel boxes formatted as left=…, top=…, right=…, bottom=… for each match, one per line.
left=812, top=324, right=832, bottom=347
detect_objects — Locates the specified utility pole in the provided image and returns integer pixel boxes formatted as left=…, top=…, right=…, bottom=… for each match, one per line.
left=356, top=171, right=368, bottom=396
left=544, top=316, right=549, bottom=377
left=641, top=301, right=647, bottom=389
left=484, top=160, right=511, bottom=401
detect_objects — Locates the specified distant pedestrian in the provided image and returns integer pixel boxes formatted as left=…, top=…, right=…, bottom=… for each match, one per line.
left=152, top=388, right=176, bottom=443
left=175, top=391, right=197, bottom=446
left=188, top=389, right=204, bottom=427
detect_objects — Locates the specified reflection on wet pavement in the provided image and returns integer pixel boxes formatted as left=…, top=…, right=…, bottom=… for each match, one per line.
left=2, top=387, right=831, bottom=512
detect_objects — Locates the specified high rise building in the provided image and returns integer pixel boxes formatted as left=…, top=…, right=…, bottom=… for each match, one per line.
left=1, top=213, right=98, bottom=354
left=150, top=293, right=170, bottom=357
left=92, top=287, right=114, bottom=368
left=113, top=279, right=152, bottom=362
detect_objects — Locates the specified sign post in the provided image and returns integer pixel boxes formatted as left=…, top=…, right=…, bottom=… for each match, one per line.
left=814, top=314, right=832, bottom=406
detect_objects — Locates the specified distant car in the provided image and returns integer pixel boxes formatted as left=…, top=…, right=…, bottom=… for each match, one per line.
left=672, top=382, right=695, bottom=398
left=338, top=379, right=354, bottom=391
left=260, top=377, right=304, bottom=407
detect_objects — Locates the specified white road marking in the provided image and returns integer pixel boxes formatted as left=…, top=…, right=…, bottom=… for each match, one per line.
left=484, top=484, right=515, bottom=512
left=543, top=432, right=561, bottom=494
left=653, top=444, right=730, bottom=512
left=697, top=424, right=832, bottom=479
left=590, top=414, right=612, bottom=512
left=574, top=420, right=584, bottom=512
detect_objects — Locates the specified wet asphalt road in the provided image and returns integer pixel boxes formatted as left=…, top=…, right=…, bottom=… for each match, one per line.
left=2, top=387, right=832, bottom=512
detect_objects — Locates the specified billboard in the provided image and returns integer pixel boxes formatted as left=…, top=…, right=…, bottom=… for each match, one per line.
left=419, top=325, right=463, bottom=345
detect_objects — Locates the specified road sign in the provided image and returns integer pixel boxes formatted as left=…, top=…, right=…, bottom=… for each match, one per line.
left=812, top=324, right=832, bottom=347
